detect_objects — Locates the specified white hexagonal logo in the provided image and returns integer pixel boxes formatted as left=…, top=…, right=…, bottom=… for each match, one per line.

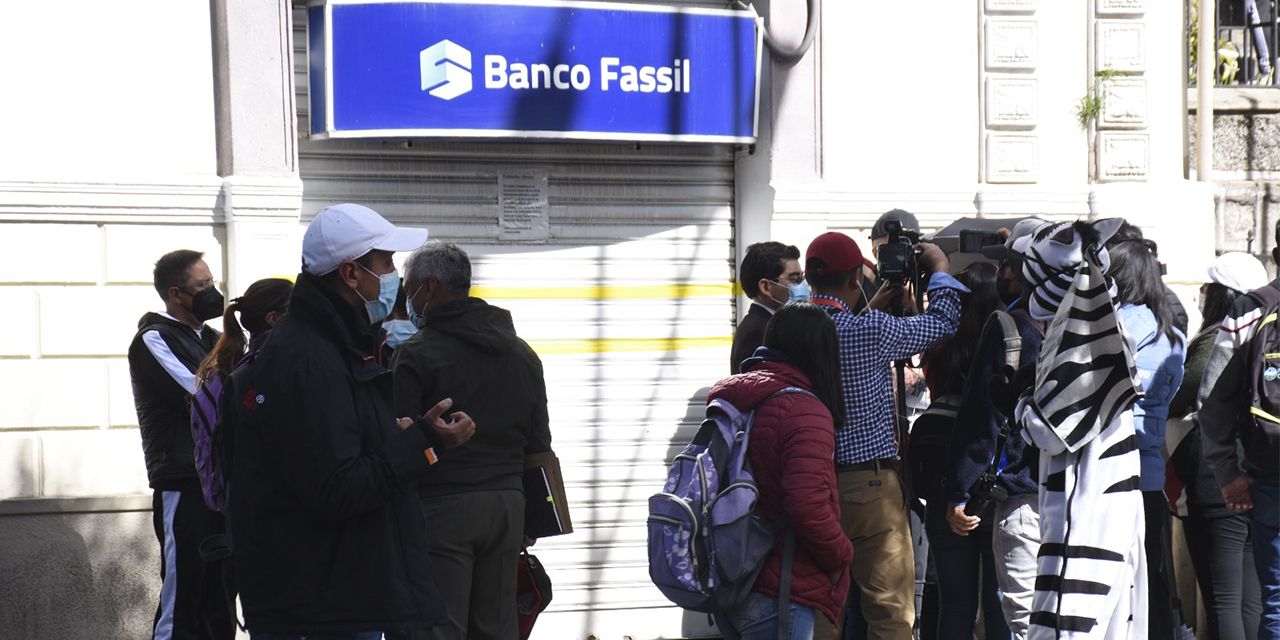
left=420, top=40, right=472, bottom=100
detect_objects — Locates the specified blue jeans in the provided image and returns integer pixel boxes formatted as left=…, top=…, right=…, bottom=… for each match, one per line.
left=714, top=591, right=816, bottom=640
left=1252, top=473, right=1280, bottom=640
left=251, top=633, right=385, bottom=640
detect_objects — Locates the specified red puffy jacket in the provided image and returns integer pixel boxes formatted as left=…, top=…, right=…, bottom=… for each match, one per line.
left=707, top=359, right=853, bottom=623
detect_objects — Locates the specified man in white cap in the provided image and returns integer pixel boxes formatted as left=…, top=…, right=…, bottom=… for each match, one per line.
left=228, top=203, right=476, bottom=639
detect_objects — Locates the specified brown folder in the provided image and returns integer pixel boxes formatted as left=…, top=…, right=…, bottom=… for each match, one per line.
left=524, top=451, right=573, bottom=538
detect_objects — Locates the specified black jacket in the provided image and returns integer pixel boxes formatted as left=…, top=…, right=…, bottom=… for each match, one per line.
left=392, top=297, right=551, bottom=500
left=229, top=272, right=446, bottom=633
left=731, top=303, right=772, bottom=374
left=945, top=308, right=1044, bottom=502
left=128, top=312, right=218, bottom=490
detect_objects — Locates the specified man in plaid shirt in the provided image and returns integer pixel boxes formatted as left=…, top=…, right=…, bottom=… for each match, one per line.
left=806, top=231, right=964, bottom=640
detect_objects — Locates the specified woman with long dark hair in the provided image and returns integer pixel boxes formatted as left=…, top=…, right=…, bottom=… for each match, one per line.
left=918, top=261, right=1009, bottom=640
left=1168, top=252, right=1266, bottom=640
left=1108, top=239, right=1187, bottom=640
left=708, top=302, right=852, bottom=639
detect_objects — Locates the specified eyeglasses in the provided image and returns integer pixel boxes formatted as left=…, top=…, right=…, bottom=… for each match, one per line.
left=769, top=275, right=806, bottom=286
left=178, top=280, right=214, bottom=293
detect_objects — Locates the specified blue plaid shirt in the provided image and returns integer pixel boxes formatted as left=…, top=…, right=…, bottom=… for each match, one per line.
left=813, top=272, right=966, bottom=465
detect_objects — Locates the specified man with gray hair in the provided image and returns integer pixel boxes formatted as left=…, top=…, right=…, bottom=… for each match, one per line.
left=392, top=240, right=553, bottom=640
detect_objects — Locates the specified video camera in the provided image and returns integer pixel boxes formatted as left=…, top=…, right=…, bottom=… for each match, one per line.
left=875, top=220, right=924, bottom=289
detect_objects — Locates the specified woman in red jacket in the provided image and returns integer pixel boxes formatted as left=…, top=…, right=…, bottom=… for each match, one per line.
left=709, top=302, right=854, bottom=640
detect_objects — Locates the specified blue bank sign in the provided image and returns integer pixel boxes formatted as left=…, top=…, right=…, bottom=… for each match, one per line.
left=308, top=0, right=762, bottom=143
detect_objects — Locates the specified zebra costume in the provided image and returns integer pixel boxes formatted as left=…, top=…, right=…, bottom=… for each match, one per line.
left=1013, top=220, right=1147, bottom=640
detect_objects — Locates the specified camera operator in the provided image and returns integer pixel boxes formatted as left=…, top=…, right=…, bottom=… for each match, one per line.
left=943, top=219, right=1046, bottom=640
left=805, top=230, right=965, bottom=640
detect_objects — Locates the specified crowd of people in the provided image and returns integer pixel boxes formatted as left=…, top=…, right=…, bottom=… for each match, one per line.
left=128, top=203, right=549, bottom=640
left=124, top=200, right=1279, bottom=640
left=728, top=212, right=1279, bottom=640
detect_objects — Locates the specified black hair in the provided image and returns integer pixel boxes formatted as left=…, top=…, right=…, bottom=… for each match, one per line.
left=153, top=250, right=204, bottom=299
left=1105, top=221, right=1144, bottom=247
left=1275, top=219, right=1280, bottom=248
left=394, top=278, right=408, bottom=316
left=740, top=242, right=801, bottom=300
left=762, top=302, right=847, bottom=431
left=196, top=278, right=293, bottom=382
left=921, top=262, right=1002, bottom=396
left=1109, top=240, right=1183, bottom=346
left=1199, top=282, right=1241, bottom=333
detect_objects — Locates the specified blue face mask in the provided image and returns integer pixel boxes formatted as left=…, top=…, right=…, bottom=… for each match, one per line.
left=787, top=280, right=811, bottom=302
left=383, top=319, right=416, bottom=349
left=770, top=279, right=810, bottom=304
left=357, top=264, right=400, bottom=324
left=406, top=281, right=428, bottom=329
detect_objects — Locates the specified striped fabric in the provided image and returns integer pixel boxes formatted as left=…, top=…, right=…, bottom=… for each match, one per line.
left=1013, top=220, right=1120, bottom=324
left=1016, top=220, right=1147, bottom=639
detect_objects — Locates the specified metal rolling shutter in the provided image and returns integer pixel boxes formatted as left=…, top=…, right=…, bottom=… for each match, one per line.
left=293, top=7, right=737, bottom=638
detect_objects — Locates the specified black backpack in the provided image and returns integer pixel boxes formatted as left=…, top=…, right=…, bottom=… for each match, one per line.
left=911, top=311, right=1023, bottom=505
left=1242, top=285, right=1280, bottom=472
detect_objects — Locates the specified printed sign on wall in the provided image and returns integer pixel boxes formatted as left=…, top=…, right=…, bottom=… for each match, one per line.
left=308, top=0, right=762, bottom=143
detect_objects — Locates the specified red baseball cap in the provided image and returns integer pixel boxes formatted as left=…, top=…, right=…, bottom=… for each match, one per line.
left=805, top=232, right=865, bottom=276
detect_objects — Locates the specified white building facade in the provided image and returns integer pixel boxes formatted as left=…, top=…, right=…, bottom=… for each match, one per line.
left=0, top=1, right=1212, bottom=638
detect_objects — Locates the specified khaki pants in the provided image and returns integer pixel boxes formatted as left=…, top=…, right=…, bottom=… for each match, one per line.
left=838, top=467, right=916, bottom=640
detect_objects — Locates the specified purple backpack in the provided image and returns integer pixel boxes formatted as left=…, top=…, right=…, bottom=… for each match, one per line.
left=191, top=372, right=227, bottom=512
left=190, top=350, right=258, bottom=512
left=647, top=386, right=814, bottom=613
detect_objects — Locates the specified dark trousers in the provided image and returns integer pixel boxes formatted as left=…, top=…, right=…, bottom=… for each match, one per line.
left=420, top=489, right=524, bottom=640
left=1183, top=510, right=1262, bottom=640
left=151, top=489, right=234, bottom=640
left=1145, top=491, right=1178, bottom=640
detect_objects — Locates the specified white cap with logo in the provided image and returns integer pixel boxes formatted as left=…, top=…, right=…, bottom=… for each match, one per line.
left=302, top=203, right=429, bottom=275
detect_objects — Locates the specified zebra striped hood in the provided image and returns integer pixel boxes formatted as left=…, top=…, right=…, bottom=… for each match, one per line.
left=1015, top=221, right=1148, bottom=639
left=1013, top=219, right=1123, bottom=322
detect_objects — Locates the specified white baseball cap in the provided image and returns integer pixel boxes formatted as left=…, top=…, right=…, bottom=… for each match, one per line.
left=302, top=203, right=429, bottom=275
left=1208, top=252, right=1268, bottom=294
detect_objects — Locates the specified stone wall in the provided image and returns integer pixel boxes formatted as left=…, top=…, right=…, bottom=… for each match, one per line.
left=1189, top=89, right=1280, bottom=264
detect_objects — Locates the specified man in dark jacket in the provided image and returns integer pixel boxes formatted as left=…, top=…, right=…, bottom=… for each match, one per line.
left=229, top=203, right=475, bottom=637
left=128, top=249, right=232, bottom=640
left=392, top=240, right=552, bottom=640
left=732, top=241, right=804, bottom=373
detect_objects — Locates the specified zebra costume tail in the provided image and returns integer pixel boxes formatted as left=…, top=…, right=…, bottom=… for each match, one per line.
left=1014, top=220, right=1147, bottom=639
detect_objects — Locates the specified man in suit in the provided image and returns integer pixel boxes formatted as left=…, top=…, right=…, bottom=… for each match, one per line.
left=731, top=241, right=804, bottom=373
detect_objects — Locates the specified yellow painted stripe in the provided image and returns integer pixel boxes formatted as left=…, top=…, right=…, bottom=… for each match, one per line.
left=472, top=283, right=740, bottom=300
left=528, top=336, right=731, bottom=355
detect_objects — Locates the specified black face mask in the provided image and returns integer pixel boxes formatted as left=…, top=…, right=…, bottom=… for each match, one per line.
left=997, top=277, right=1018, bottom=305
left=187, top=286, right=226, bottom=323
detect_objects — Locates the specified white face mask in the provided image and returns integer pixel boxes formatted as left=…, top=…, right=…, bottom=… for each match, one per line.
left=1197, top=294, right=1207, bottom=315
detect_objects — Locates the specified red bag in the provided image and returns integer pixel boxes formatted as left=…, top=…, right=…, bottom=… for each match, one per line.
left=516, top=551, right=553, bottom=640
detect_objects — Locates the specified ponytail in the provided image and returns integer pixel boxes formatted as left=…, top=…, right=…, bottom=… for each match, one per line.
left=195, top=277, right=293, bottom=383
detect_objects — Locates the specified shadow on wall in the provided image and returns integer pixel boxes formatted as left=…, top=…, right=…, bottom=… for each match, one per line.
left=670, top=386, right=727, bottom=640
left=0, top=509, right=157, bottom=640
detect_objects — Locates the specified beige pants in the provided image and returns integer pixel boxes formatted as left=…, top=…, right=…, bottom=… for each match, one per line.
left=838, top=467, right=916, bottom=640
